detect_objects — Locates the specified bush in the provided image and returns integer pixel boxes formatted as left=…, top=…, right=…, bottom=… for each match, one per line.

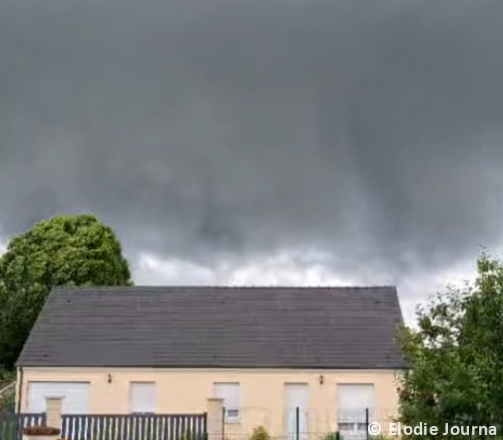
left=0, top=369, right=15, bottom=381
left=0, top=392, right=15, bottom=411
left=250, top=426, right=270, bottom=440
left=370, top=435, right=394, bottom=440
left=22, top=426, right=61, bottom=436
left=319, top=433, right=343, bottom=440
left=183, top=432, right=207, bottom=440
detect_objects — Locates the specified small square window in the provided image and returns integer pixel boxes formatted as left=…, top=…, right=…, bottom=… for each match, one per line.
left=226, top=409, right=239, bottom=420
left=338, top=423, right=354, bottom=431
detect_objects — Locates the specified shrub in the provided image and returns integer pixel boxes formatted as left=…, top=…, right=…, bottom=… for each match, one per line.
left=0, top=392, right=15, bottom=411
left=22, top=426, right=61, bottom=436
left=250, top=426, right=270, bottom=440
left=370, top=435, right=394, bottom=440
left=180, top=431, right=207, bottom=440
left=319, top=432, right=343, bottom=440
left=0, top=370, right=15, bottom=382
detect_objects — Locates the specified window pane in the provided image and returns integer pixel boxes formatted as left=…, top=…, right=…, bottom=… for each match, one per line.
left=338, top=409, right=365, bottom=423
left=227, top=409, right=239, bottom=419
left=338, top=423, right=355, bottom=431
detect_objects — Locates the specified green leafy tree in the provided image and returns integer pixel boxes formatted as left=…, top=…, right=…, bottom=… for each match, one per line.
left=0, top=214, right=132, bottom=370
left=398, top=254, right=503, bottom=440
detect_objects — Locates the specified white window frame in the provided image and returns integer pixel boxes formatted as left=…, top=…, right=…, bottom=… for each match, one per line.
left=129, top=382, right=156, bottom=414
left=213, top=382, right=240, bottom=421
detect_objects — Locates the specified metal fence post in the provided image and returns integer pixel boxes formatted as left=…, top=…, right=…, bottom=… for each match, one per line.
left=222, top=407, right=226, bottom=440
left=365, top=408, right=369, bottom=440
left=296, top=407, right=300, bottom=440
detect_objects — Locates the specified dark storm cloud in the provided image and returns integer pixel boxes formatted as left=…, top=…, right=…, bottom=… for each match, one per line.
left=0, top=0, right=502, bottom=279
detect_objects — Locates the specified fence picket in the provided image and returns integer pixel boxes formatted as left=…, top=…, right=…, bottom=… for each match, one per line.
left=0, top=412, right=206, bottom=440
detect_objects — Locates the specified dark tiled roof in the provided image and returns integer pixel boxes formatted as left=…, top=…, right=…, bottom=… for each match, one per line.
left=17, top=286, right=406, bottom=369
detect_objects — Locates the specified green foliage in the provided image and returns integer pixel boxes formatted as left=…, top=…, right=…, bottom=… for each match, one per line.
left=397, top=253, right=503, bottom=440
left=183, top=431, right=207, bottom=440
left=0, top=369, right=14, bottom=382
left=250, top=426, right=270, bottom=440
left=0, top=391, right=15, bottom=411
left=0, top=213, right=133, bottom=370
left=369, top=435, right=393, bottom=440
left=319, top=432, right=342, bottom=440
left=0, top=369, right=15, bottom=411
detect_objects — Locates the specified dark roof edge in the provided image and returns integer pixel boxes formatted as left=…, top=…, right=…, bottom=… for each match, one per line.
left=390, top=285, right=405, bottom=325
left=16, top=364, right=408, bottom=369
left=389, top=285, right=407, bottom=366
left=15, top=288, right=62, bottom=367
left=50, top=285, right=398, bottom=291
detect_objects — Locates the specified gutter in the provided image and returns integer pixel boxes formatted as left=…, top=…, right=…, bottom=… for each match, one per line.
left=16, top=367, right=23, bottom=414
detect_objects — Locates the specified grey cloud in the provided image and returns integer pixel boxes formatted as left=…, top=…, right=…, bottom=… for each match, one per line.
left=0, top=0, right=502, bottom=284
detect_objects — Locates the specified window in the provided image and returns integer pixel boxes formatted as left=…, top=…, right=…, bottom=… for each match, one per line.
left=213, top=382, right=240, bottom=421
left=337, top=384, right=374, bottom=440
left=129, top=382, right=156, bottom=414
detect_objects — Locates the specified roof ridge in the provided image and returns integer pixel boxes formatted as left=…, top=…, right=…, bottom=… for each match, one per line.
left=52, top=284, right=397, bottom=290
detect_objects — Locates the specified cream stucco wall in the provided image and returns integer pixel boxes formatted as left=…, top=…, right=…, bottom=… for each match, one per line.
left=18, top=367, right=400, bottom=437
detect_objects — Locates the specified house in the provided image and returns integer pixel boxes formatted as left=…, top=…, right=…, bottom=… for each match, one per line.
left=16, top=286, right=405, bottom=439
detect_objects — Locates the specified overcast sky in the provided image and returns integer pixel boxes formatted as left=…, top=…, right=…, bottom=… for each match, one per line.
left=1, top=0, right=502, bottom=323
